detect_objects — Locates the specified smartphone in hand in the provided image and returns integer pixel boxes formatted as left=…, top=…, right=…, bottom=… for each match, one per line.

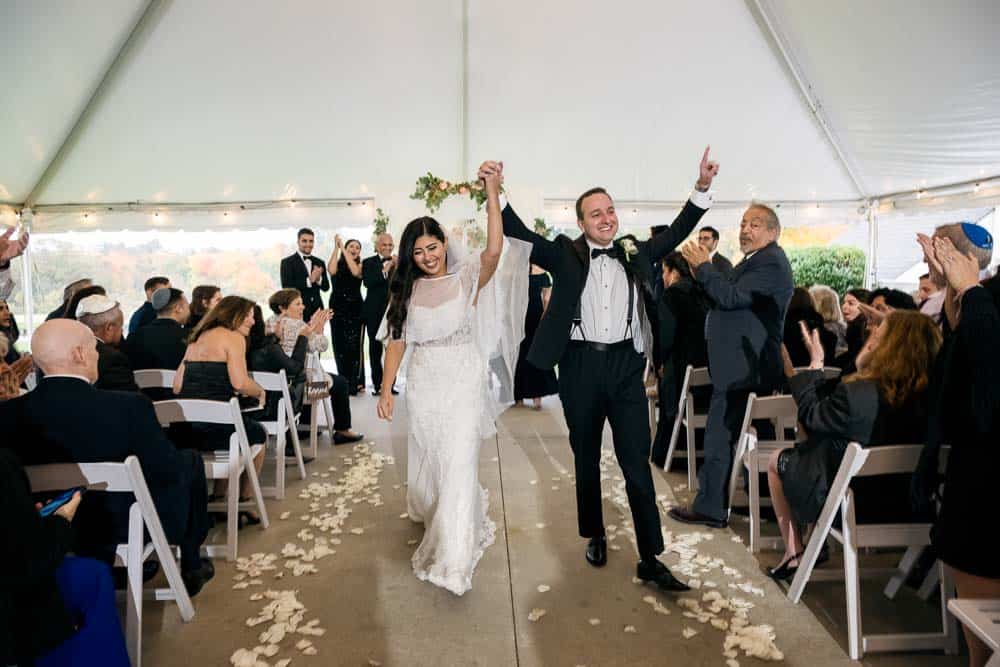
left=38, top=487, right=86, bottom=518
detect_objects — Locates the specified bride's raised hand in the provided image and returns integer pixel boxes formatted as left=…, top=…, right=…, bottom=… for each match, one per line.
left=376, top=392, right=394, bottom=421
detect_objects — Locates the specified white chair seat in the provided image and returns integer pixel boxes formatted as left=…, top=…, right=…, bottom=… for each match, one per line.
left=948, top=599, right=1000, bottom=667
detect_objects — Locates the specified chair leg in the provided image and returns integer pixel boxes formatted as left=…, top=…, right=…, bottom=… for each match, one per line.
left=686, top=402, right=698, bottom=491
left=884, top=545, right=924, bottom=600
left=274, top=430, right=286, bottom=501
left=126, top=505, right=144, bottom=667
left=321, top=396, right=335, bottom=438
left=227, top=457, right=239, bottom=562
left=748, top=453, right=760, bottom=553
left=286, top=402, right=307, bottom=480
left=242, top=449, right=270, bottom=530
left=939, top=563, right=960, bottom=655
left=308, top=402, right=319, bottom=458
left=917, top=564, right=941, bottom=600
left=841, top=496, right=863, bottom=660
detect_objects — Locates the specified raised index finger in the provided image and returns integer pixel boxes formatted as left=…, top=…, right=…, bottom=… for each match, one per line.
left=701, top=146, right=710, bottom=166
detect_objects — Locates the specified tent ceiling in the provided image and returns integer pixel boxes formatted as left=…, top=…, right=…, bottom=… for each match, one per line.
left=1, top=0, right=997, bottom=210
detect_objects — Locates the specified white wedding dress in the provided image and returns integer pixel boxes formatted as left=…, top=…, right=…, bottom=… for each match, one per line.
left=383, top=237, right=531, bottom=595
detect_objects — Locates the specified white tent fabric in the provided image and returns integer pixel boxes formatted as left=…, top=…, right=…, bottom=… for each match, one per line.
left=1, top=0, right=998, bottom=227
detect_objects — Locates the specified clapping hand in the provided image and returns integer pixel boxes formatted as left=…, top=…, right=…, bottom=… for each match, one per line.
left=0, top=226, right=29, bottom=263
left=696, top=146, right=719, bottom=191
left=0, top=354, right=33, bottom=401
left=916, top=233, right=943, bottom=277
left=799, top=320, right=825, bottom=369
left=933, top=236, right=980, bottom=293
left=335, top=234, right=344, bottom=249
left=302, top=309, right=331, bottom=336
left=680, top=240, right=710, bottom=269
left=309, top=265, right=324, bottom=284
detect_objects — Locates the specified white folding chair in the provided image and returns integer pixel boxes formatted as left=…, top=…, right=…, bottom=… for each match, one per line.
left=153, top=398, right=269, bottom=561
left=252, top=370, right=307, bottom=499
left=664, top=365, right=710, bottom=489
left=25, top=456, right=195, bottom=667
left=948, top=599, right=1000, bottom=667
left=301, top=352, right=336, bottom=458
left=786, top=443, right=959, bottom=660
left=727, top=393, right=800, bottom=552
left=133, top=368, right=176, bottom=395
left=644, top=362, right=658, bottom=440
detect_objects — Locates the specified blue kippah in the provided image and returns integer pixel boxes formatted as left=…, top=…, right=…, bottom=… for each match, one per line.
left=961, top=222, right=993, bottom=251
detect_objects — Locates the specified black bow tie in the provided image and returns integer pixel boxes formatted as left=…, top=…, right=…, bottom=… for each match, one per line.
left=591, top=246, right=620, bottom=260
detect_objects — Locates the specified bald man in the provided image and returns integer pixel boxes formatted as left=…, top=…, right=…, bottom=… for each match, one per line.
left=0, top=320, right=215, bottom=596
left=362, top=233, right=397, bottom=395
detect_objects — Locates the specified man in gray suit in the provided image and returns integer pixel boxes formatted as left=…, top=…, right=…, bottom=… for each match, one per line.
left=668, top=204, right=793, bottom=527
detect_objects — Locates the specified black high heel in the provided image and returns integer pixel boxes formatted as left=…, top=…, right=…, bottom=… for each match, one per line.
left=768, top=551, right=803, bottom=582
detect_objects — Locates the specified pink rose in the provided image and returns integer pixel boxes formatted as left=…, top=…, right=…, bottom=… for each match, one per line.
left=459, top=186, right=469, bottom=195
left=439, top=181, right=449, bottom=191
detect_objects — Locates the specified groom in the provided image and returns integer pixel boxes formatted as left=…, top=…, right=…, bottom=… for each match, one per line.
left=492, top=149, right=718, bottom=592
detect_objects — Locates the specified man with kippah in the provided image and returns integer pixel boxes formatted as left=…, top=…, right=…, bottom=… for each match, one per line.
left=77, top=294, right=138, bottom=392
left=917, top=221, right=995, bottom=331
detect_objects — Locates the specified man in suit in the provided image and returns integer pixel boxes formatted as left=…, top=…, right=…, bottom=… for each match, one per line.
left=495, top=148, right=718, bottom=593
left=0, top=319, right=214, bottom=596
left=280, top=228, right=329, bottom=322
left=698, top=226, right=734, bottom=277
left=124, top=287, right=190, bottom=372
left=76, top=294, right=139, bottom=392
left=669, top=204, right=793, bottom=528
left=128, top=276, right=170, bottom=333
left=362, top=233, right=397, bottom=396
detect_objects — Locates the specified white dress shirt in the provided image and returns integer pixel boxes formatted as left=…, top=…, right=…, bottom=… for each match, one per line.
left=299, top=252, right=315, bottom=289
left=572, top=238, right=644, bottom=354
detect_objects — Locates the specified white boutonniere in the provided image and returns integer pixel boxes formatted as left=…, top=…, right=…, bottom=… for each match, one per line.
left=618, top=238, right=638, bottom=263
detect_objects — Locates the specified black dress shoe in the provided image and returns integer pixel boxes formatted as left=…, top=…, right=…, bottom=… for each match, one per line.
left=585, top=536, right=607, bottom=567
left=181, top=558, right=215, bottom=597
left=668, top=506, right=728, bottom=529
left=333, top=432, right=364, bottom=445
left=637, top=559, right=691, bottom=592
left=371, top=389, right=381, bottom=396
left=391, top=388, right=399, bottom=395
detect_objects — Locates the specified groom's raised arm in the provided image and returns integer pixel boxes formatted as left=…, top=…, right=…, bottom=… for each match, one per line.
left=501, top=202, right=561, bottom=272
left=643, top=146, right=719, bottom=263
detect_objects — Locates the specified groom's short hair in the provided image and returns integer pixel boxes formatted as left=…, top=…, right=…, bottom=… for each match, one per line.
left=576, top=187, right=610, bottom=222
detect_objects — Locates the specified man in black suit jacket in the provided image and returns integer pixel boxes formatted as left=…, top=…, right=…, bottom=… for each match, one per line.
left=669, top=204, right=793, bottom=528
left=698, top=226, right=734, bottom=277
left=361, top=233, right=397, bottom=395
left=496, top=149, right=718, bottom=592
left=0, top=320, right=214, bottom=595
left=280, top=228, right=329, bottom=321
left=76, top=294, right=139, bottom=392
left=124, top=287, right=190, bottom=371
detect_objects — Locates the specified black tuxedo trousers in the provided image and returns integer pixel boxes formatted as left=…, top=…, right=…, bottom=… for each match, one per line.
left=559, top=342, right=664, bottom=560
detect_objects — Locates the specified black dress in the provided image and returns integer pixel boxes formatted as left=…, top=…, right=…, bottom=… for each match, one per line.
left=330, top=262, right=365, bottom=392
left=173, top=361, right=266, bottom=450
left=514, top=273, right=558, bottom=400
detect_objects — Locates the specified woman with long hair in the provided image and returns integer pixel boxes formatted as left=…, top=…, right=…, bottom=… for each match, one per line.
left=834, top=287, right=870, bottom=373
left=172, top=296, right=267, bottom=523
left=188, top=285, right=222, bottom=331
left=376, top=161, right=530, bottom=595
left=0, top=298, right=21, bottom=364
left=328, top=236, right=365, bottom=394
left=809, top=284, right=846, bottom=356
left=766, top=311, right=941, bottom=581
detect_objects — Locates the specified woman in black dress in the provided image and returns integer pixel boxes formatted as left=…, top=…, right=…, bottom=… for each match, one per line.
left=172, top=296, right=267, bottom=521
left=328, top=236, right=365, bottom=394
left=188, top=285, right=222, bottom=332
left=514, top=264, right=558, bottom=408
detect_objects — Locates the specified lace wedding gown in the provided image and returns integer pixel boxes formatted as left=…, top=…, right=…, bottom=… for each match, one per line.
left=383, top=238, right=530, bottom=595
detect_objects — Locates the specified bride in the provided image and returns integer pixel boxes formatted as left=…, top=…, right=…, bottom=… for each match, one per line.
left=376, top=162, right=530, bottom=595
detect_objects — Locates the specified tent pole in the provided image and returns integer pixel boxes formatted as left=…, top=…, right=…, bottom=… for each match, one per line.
left=19, top=209, right=35, bottom=335
left=748, top=0, right=868, bottom=199
left=23, top=0, right=169, bottom=209
left=864, top=200, right=878, bottom=289
left=459, top=0, right=469, bottom=178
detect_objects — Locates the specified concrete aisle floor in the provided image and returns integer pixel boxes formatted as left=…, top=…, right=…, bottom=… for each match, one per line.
left=140, top=395, right=962, bottom=667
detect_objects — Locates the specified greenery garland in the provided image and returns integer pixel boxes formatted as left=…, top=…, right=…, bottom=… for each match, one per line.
left=533, top=217, right=556, bottom=240
left=372, top=207, right=390, bottom=241
left=409, top=172, right=501, bottom=213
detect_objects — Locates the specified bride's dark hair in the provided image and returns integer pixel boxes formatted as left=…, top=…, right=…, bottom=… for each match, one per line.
left=385, top=216, right=446, bottom=339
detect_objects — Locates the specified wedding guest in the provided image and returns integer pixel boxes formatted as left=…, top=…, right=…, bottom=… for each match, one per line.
left=362, top=233, right=397, bottom=396
left=0, top=449, right=130, bottom=667
left=912, top=232, right=1000, bottom=667
left=188, top=285, right=222, bottom=331
left=809, top=284, right=847, bottom=355
left=0, top=297, right=21, bottom=364
left=513, top=264, right=558, bottom=409
left=125, top=287, right=190, bottom=372
left=0, top=225, right=29, bottom=301
left=670, top=203, right=793, bottom=529
left=0, top=337, right=33, bottom=401
left=767, top=311, right=940, bottom=581
left=76, top=295, right=137, bottom=392
left=650, top=252, right=710, bottom=468
left=266, top=289, right=363, bottom=444
left=834, top=288, right=870, bottom=373
left=172, top=296, right=266, bottom=522
left=128, top=276, right=170, bottom=333
left=916, top=273, right=946, bottom=326
left=328, top=236, right=365, bottom=394
left=46, top=278, right=92, bottom=321
left=783, top=287, right=836, bottom=368
left=869, top=287, right=918, bottom=313
left=698, top=225, right=733, bottom=277
left=279, top=228, right=328, bottom=321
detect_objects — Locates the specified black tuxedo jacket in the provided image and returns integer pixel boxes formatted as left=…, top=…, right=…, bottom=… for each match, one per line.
left=280, top=253, right=330, bottom=319
left=124, top=318, right=188, bottom=371
left=96, top=340, right=138, bottom=392
left=697, top=242, right=793, bottom=391
left=502, top=200, right=707, bottom=370
left=0, top=377, right=205, bottom=562
left=361, top=255, right=391, bottom=328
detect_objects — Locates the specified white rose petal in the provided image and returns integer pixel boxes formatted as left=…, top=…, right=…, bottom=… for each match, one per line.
left=588, top=618, right=601, bottom=626
left=528, top=608, right=547, bottom=622
left=537, top=585, right=550, bottom=593
left=682, top=627, right=699, bottom=639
